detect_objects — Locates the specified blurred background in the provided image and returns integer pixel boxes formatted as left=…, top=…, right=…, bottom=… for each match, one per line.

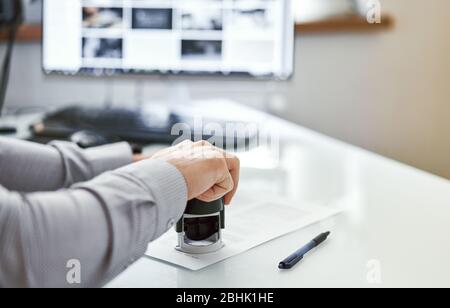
left=1, top=0, right=449, bottom=179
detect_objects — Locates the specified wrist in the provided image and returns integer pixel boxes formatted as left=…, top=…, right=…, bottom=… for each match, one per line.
left=133, top=154, right=145, bottom=163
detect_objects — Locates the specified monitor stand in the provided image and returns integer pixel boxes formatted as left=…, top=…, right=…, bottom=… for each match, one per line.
left=166, top=80, right=192, bottom=107
left=108, top=79, right=192, bottom=117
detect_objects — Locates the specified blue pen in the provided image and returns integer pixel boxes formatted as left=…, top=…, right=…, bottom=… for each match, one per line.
left=278, top=232, right=331, bottom=269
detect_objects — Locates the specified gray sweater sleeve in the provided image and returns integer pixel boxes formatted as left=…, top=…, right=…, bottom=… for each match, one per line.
left=0, top=137, right=134, bottom=192
left=0, top=139, right=188, bottom=287
left=0, top=159, right=188, bottom=288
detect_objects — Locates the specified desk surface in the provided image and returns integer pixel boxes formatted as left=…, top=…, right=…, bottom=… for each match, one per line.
left=2, top=105, right=450, bottom=288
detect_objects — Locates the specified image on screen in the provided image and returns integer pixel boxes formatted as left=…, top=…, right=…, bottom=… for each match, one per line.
left=42, top=0, right=294, bottom=79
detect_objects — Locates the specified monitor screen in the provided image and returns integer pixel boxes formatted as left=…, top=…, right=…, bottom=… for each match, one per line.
left=42, top=0, right=294, bottom=79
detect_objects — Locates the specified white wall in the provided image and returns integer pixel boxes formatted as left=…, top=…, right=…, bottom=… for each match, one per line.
left=282, top=0, right=450, bottom=179
left=2, top=0, right=450, bottom=179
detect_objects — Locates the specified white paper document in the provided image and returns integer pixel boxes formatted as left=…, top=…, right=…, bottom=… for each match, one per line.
left=146, top=196, right=342, bottom=271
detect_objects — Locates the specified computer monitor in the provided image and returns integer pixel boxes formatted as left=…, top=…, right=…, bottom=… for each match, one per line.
left=42, top=0, right=294, bottom=80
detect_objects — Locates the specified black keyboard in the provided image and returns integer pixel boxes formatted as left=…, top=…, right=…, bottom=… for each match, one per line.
left=31, top=105, right=256, bottom=149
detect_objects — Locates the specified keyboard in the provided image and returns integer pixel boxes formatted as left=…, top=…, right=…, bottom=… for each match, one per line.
left=31, top=105, right=256, bottom=149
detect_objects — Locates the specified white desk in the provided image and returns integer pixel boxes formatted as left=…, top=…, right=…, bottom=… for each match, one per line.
left=2, top=106, right=450, bottom=288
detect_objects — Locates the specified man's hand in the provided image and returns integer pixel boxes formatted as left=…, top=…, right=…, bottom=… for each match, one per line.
left=151, top=140, right=240, bottom=205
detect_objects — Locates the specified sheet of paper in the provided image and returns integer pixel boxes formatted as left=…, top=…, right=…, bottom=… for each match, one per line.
left=146, top=196, right=342, bottom=271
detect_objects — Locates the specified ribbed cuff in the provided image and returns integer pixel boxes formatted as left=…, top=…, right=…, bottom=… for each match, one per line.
left=84, top=142, right=133, bottom=177
left=118, top=160, right=188, bottom=239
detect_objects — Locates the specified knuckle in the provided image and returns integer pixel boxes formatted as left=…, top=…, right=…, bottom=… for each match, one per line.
left=225, top=151, right=240, bottom=165
left=228, top=152, right=237, bottom=160
left=235, top=156, right=241, bottom=166
left=195, top=140, right=210, bottom=147
left=178, top=139, right=193, bottom=146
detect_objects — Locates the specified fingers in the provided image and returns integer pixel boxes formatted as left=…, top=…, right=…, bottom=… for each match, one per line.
left=168, top=140, right=241, bottom=204
left=197, top=170, right=234, bottom=203
left=224, top=156, right=240, bottom=205
left=208, top=145, right=240, bottom=205
left=195, top=141, right=240, bottom=205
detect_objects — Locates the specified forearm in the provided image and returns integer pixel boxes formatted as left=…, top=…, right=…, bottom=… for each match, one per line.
left=0, top=137, right=133, bottom=192
left=0, top=160, right=187, bottom=288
